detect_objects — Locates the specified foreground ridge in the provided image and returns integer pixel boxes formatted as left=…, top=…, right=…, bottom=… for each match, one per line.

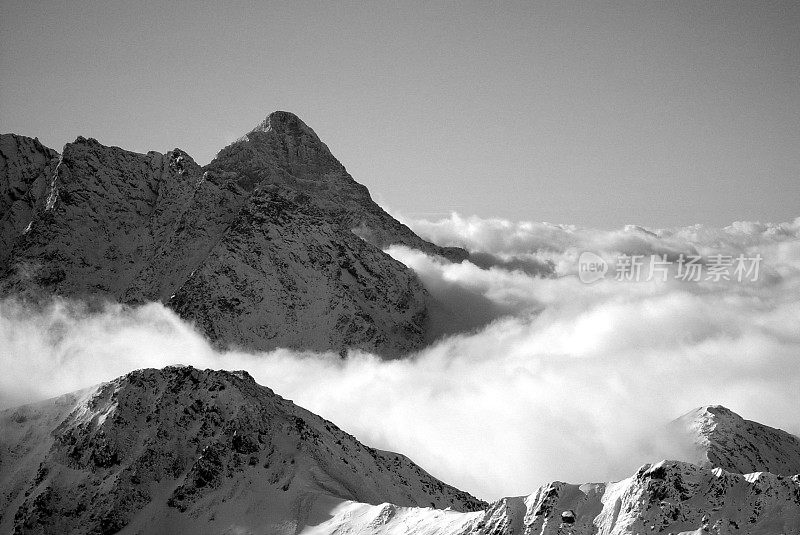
left=2, top=372, right=798, bottom=535
left=0, top=366, right=484, bottom=535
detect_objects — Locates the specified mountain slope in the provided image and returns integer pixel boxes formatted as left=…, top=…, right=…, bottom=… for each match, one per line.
left=0, top=366, right=484, bottom=535
left=167, top=185, right=429, bottom=353
left=0, top=112, right=467, bottom=355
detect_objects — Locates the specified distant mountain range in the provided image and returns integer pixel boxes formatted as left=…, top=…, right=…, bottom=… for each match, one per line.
left=1, top=367, right=798, bottom=534
left=0, top=112, right=466, bottom=356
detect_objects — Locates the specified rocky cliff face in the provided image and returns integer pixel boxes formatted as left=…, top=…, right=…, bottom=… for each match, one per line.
left=0, top=134, right=60, bottom=265
left=0, top=366, right=484, bottom=535
left=0, top=136, right=203, bottom=300
left=0, top=112, right=465, bottom=355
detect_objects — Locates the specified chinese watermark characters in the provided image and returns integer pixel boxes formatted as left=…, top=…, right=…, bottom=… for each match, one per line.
left=578, top=252, right=762, bottom=284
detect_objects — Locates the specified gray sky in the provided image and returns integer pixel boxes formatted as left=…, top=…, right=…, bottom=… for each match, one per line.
left=2, top=1, right=798, bottom=228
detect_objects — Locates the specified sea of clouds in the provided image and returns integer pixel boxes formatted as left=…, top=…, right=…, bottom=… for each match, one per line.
left=1, top=214, right=799, bottom=500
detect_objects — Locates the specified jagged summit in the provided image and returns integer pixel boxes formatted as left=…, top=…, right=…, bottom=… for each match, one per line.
left=0, top=366, right=484, bottom=534
left=674, top=404, right=800, bottom=476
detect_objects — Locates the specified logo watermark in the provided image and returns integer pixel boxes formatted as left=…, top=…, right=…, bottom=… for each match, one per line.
left=577, top=253, right=762, bottom=284
left=578, top=251, right=608, bottom=283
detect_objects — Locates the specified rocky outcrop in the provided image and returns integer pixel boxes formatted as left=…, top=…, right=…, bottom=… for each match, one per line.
left=0, top=112, right=467, bottom=355
left=0, top=366, right=484, bottom=535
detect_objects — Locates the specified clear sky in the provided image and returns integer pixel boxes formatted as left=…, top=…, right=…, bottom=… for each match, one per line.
left=2, top=1, right=798, bottom=228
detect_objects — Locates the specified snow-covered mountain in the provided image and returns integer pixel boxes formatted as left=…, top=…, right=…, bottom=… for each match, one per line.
left=0, top=112, right=466, bottom=356
left=0, top=366, right=484, bottom=535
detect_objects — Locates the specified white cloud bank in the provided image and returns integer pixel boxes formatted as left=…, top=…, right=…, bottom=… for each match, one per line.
left=1, top=214, right=800, bottom=501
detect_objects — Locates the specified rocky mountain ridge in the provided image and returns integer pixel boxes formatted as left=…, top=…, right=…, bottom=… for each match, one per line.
left=0, top=366, right=484, bottom=535
left=0, top=112, right=467, bottom=356
left=315, top=460, right=800, bottom=534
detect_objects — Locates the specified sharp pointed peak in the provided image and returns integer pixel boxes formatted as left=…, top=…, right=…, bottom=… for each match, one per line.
left=211, top=109, right=337, bottom=165
left=248, top=110, right=321, bottom=142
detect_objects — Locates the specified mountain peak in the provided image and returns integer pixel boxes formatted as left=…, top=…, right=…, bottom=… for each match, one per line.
left=674, top=405, right=800, bottom=475
left=214, top=110, right=338, bottom=173
left=250, top=110, right=320, bottom=140
left=240, top=110, right=329, bottom=157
